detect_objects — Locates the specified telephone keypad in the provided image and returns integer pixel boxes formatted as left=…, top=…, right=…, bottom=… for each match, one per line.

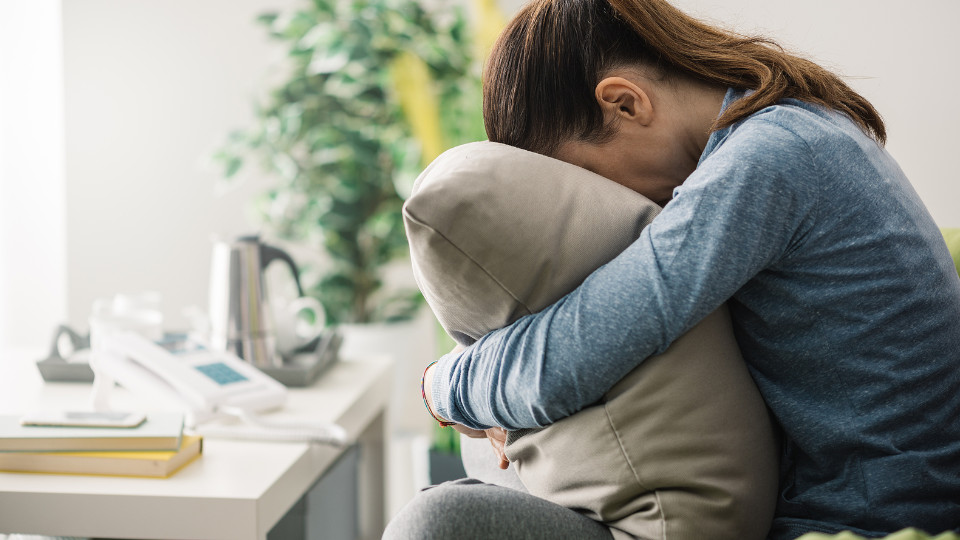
left=194, top=362, right=249, bottom=386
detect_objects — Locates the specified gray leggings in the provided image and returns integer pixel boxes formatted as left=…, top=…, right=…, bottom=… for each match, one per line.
left=382, top=478, right=614, bottom=540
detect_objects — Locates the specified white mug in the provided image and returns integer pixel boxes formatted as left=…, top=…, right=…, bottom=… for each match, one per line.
left=271, top=296, right=326, bottom=356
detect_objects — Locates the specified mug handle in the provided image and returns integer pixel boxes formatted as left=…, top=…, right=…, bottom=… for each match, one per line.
left=287, top=296, right=326, bottom=342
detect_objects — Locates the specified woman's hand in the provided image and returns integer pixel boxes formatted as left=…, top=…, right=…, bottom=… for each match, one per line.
left=485, top=427, right=510, bottom=470
left=450, top=424, right=510, bottom=470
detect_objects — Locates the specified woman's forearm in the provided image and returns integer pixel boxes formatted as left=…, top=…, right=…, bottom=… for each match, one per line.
left=430, top=231, right=689, bottom=430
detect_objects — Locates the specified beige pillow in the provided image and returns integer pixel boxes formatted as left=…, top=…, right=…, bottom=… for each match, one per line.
left=403, top=141, right=779, bottom=540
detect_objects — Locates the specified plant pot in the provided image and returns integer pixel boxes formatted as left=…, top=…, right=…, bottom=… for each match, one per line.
left=338, top=308, right=437, bottom=437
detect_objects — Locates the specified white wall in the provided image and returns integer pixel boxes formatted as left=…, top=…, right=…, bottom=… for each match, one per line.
left=62, top=0, right=297, bottom=332
left=0, top=0, right=68, bottom=350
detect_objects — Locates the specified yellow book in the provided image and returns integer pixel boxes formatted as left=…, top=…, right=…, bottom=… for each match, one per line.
left=0, top=435, right=202, bottom=478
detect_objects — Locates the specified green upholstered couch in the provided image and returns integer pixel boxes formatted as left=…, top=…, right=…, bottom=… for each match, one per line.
left=943, top=228, right=960, bottom=275
left=798, top=528, right=959, bottom=540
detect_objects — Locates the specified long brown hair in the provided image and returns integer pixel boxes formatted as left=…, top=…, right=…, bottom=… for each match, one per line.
left=483, top=0, right=886, bottom=156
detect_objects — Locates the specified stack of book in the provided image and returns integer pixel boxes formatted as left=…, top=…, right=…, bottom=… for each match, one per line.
left=0, top=413, right=202, bottom=478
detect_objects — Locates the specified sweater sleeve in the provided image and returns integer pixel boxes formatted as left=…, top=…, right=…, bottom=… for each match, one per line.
left=432, top=119, right=821, bottom=430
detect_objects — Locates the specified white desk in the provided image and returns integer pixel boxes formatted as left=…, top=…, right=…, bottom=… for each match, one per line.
left=0, top=349, right=393, bottom=540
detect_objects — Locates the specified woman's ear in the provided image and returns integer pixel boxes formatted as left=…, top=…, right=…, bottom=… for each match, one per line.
left=595, top=77, right=654, bottom=126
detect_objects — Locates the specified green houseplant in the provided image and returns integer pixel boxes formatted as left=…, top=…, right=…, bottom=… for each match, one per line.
left=215, top=0, right=486, bottom=325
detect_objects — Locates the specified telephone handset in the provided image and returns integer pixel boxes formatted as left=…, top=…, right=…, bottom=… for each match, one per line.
left=91, top=332, right=346, bottom=445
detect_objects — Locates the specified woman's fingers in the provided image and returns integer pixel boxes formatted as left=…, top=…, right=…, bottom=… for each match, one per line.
left=485, top=427, right=510, bottom=469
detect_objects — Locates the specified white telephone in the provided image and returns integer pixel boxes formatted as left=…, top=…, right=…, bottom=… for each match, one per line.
left=90, top=332, right=346, bottom=445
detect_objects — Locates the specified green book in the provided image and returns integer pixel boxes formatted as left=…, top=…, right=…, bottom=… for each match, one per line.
left=0, top=413, right=184, bottom=452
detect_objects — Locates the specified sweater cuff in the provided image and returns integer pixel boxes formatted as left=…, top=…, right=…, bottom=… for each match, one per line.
left=430, top=352, right=456, bottom=423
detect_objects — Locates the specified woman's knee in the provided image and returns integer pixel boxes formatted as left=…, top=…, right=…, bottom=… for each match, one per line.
left=383, top=480, right=492, bottom=540
left=382, top=478, right=613, bottom=540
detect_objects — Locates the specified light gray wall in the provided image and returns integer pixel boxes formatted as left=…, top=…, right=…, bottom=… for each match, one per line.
left=63, top=0, right=297, bottom=330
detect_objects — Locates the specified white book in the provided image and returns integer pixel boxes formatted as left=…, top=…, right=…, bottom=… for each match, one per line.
left=0, top=413, right=183, bottom=452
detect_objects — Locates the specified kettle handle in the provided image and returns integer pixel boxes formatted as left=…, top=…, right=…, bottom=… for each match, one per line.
left=260, top=243, right=306, bottom=297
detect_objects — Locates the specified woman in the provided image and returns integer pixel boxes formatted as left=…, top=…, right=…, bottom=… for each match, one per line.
left=388, top=0, right=960, bottom=538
